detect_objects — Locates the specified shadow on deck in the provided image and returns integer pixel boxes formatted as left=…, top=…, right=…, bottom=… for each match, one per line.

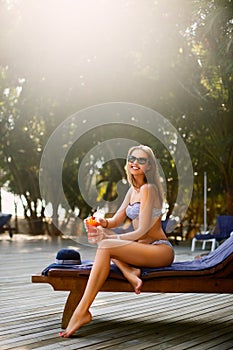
left=0, top=233, right=232, bottom=350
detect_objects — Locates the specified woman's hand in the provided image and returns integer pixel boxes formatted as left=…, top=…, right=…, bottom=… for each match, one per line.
left=88, top=230, right=101, bottom=244
left=98, top=217, right=108, bottom=228
left=84, top=215, right=115, bottom=244
left=84, top=217, right=106, bottom=244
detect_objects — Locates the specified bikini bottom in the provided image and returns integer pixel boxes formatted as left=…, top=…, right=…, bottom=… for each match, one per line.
left=151, top=239, right=173, bottom=249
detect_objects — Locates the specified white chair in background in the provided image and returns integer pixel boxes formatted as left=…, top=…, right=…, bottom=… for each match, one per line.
left=191, top=215, right=233, bottom=252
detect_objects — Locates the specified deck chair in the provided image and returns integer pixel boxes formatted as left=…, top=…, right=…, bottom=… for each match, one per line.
left=191, top=215, right=233, bottom=252
left=32, top=235, right=233, bottom=328
left=0, top=213, right=15, bottom=238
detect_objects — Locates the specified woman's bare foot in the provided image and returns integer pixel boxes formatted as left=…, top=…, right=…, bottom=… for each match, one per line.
left=128, top=267, right=143, bottom=294
left=59, top=310, right=92, bottom=338
left=112, top=259, right=143, bottom=295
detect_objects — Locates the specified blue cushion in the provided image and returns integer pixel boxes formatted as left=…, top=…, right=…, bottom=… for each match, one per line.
left=0, top=213, right=12, bottom=227
left=194, top=233, right=228, bottom=241
left=141, top=235, right=233, bottom=276
left=42, top=236, right=233, bottom=277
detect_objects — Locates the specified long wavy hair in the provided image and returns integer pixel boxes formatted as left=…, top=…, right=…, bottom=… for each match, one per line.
left=125, top=145, right=164, bottom=207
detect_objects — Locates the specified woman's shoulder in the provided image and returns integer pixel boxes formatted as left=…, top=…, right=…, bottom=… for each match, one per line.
left=140, top=184, right=158, bottom=200
left=124, top=187, right=133, bottom=201
left=140, top=183, right=157, bottom=193
left=126, top=187, right=133, bottom=195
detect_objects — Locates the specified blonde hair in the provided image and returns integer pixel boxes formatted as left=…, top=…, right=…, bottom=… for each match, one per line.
left=126, top=145, right=164, bottom=206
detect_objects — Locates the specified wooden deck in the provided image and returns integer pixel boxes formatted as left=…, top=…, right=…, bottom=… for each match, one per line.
left=0, top=233, right=233, bottom=350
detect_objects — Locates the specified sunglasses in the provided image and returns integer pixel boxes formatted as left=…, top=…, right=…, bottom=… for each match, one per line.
left=127, top=155, right=149, bottom=165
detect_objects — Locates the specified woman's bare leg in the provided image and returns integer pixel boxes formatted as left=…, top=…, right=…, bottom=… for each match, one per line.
left=112, top=259, right=142, bottom=294
left=61, top=240, right=173, bottom=338
left=60, top=247, right=112, bottom=338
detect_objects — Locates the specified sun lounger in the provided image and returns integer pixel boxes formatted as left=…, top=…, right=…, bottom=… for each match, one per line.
left=0, top=213, right=15, bottom=238
left=32, top=235, right=233, bottom=328
left=191, top=215, right=233, bottom=252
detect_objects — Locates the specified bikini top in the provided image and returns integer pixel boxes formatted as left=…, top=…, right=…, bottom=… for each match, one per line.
left=126, top=202, right=162, bottom=220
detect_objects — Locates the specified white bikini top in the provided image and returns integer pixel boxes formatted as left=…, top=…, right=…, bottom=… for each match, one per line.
left=126, top=202, right=162, bottom=220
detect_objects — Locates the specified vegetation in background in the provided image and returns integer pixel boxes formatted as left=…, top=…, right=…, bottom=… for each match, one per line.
left=0, top=0, right=232, bottom=235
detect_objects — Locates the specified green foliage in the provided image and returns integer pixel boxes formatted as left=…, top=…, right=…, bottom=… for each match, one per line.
left=0, top=0, right=232, bottom=236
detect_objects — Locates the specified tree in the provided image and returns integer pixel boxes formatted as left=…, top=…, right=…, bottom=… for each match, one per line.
left=188, top=0, right=233, bottom=215
left=1, top=0, right=232, bottom=238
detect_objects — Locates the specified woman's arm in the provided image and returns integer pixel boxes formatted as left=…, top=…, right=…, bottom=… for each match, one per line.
left=99, top=188, right=132, bottom=229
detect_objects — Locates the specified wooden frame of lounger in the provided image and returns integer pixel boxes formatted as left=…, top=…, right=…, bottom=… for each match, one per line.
left=32, top=252, right=233, bottom=329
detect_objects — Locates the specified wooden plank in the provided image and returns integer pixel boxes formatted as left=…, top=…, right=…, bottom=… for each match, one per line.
left=0, top=235, right=233, bottom=350
left=1, top=292, right=231, bottom=350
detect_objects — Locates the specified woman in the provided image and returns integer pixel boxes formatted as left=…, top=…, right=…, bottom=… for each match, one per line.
left=60, top=144, right=174, bottom=338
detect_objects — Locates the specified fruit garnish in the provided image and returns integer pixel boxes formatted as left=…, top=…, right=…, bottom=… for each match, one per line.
left=86, top=216, right=99, bottom=227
